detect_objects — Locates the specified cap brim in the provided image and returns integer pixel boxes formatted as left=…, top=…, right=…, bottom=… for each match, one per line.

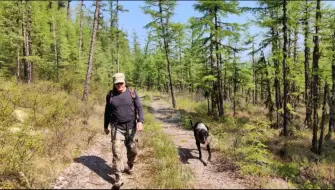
left=114, top=79, right=125, bottom=84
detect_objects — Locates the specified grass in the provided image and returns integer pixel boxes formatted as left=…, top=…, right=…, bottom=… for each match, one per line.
left=138, top=90, right=194, bottom=189
left=0, top=79, right=104, bottom=188
left=0, top=83, right=193, bottom=189
left=172, top=92, right=335, bottom=189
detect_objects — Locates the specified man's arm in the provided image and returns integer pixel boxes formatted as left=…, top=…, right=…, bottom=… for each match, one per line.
left=104, top=93, right=110, bottom=129
left=134, top=90, right=144, bottom=124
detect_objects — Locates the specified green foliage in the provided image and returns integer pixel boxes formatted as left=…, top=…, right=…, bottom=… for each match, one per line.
left=0, top=0, right=335, bottom=188
left=0, top=95, right=15, bottom=128
left=141, top=102, right=193, bottom=188
left=276, top=162, right=300, bottom=179
left=0, top=79, right=107, bottom=188
left=235, top=124, right=274, bottom=176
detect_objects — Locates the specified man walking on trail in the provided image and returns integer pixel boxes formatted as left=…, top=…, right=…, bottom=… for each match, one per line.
left=104, top=73, right=145, bottom=188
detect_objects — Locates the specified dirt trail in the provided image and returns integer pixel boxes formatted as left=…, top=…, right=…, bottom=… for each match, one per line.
left=52, top=105, right=149, bottom=189
left=151, top=96, right=250, bottom=189
left=53, top=95, right=291, bottom=189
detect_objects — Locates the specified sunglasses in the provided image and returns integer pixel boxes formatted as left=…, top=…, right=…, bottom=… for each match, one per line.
left=115, top=83, right=124, bottom=86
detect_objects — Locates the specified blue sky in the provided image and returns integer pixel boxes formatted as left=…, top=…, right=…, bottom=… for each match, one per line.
left=71, top=1, right=335, bottom=62
left=73, top=1, right=258, bottom=43
left=118, top=1, right=259, bottom=44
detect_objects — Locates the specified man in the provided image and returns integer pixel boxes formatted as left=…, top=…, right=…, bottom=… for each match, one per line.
left=104, top=73, right=144, bottom=188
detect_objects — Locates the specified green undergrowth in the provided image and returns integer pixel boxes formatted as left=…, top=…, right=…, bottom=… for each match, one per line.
left=174, top=94, right=335, bottom=189
left=139, top=92, right=193, bottom=188
left=0, top=79, right=106, bottom=188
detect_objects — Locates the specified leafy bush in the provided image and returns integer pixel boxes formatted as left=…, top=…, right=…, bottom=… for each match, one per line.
left=0, top=80, right=107, bottom=188
left=0, top=96, right=15, bottom=128
left=276, top=162, right=300, bottom=179
left=0, top=125, right=44, bottom=188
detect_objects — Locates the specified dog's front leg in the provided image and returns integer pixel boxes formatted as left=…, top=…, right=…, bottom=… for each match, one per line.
left=207, top=144, right=211, bottom=162
left=196, top=141, right=202, bottom=159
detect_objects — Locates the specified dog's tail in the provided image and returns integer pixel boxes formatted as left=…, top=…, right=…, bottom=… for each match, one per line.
left=190, top=120, right=194, bottom=129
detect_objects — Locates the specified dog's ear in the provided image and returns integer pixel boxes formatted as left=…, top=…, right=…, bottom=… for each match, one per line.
left=205, top=124, right=209, bottom=131
left=190, top=120, right=193, bottom=128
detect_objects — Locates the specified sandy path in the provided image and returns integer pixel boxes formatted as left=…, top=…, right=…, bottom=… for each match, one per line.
left=52, top=106, right=149, bottom=189
left=151, top=96, right=249, bottom=189
left=52, top=95, right=290, bottom=189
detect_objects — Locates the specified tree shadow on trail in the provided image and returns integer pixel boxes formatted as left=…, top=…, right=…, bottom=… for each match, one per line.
left=74, top=156, right=115, bottom=184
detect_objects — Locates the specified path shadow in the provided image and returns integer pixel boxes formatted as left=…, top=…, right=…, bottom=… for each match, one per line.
left=74, top=156, right=115, bottom=184
left=156, top=108, right=176, bottom=115
left=178, top=147, right=207, bottom=166
left=155, top=107, right=180, bottom=123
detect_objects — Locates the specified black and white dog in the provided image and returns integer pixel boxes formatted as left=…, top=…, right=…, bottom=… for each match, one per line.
left=190, top=120, right=211, bottom=164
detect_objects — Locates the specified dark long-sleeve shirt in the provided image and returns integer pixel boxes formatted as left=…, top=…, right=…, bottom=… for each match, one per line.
left=104, top=88, right=144, bottom=129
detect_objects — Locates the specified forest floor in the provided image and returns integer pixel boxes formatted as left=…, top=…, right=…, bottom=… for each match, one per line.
left=52, top=95, right=293, bottom=189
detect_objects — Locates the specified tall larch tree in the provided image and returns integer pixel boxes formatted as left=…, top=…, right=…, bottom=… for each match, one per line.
left=82, top=0, right=101, bottom=101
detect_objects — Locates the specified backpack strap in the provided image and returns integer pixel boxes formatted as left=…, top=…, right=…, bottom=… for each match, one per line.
left=128, top=88, right=138, bottom=122
left=108, top=89, right=114, bottom=104
left=129, top=88, right=136, bottom=99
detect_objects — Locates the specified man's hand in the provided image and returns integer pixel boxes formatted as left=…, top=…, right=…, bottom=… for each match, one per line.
left=104, top=128, right=110, bottom=135
left=137, top=122, right=143, bottom=132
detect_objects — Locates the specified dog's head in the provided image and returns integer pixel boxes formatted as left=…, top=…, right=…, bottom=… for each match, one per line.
left=199, top=129, right=210, bottom=145
left=193, top=122, right=211, bottom=145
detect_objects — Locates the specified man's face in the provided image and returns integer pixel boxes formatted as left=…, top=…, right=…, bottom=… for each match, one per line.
left=115, top=82, right=126, bottom=92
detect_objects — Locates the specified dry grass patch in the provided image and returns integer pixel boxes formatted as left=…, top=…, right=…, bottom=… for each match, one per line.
left=139, top=97, right=194, bottom=189
left=0, top=80, right=104, bottom=188
left=173, top=93, right=335, bottom=189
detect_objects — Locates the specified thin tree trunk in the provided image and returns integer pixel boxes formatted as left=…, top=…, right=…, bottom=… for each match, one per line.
left=282, top=0, right=290, bottom=136
left=179, top=37, right=184, bottom=92
left=27, top=1, right=32, bottom=82
left=82, top=0, right=101, bottom=101
left=78, top=0, right=83, bottom=66
left=210, top=41, right=216, bottom=114
left=205, top=58, right=211, bottom=115
left=144, top=31, right=151, bottom=60
left=17, top=11, right=20, bottom=84
left=67, top=0, right=71, bottom=20
left=252, top=42, right=256, bottom=105
left=263, top=52, right=273, bottom=121
left=276, top=30, right=282, bottom=108
left=52, top=16, right=59, bottom=82
left=260, top=73, right=264, bottom=102
left=318, top=83, right=328, bottom=154
left=109, top=0, right=115, bottom=75
left=304, top=0, right=312, bottom=128
left=22, top=0, right=31, bottom=84
left=311, top=0, right=321, bottom=153
left=158, top=1, right=176, bottom=108
left=214, top=6, right=224, bottom=116
left=272, top=27, right=281, bottom=128
left=292, top=23, right=299, bottom=108
left=326, top=28, right=335, bottom=139
left=143, top=32, right=151, bottom=90
left=116, top=0, right=120, bottom=72
left=288, top=29, right=291, bottom=58
left=223, top=67, right=227, bottom=101
left=233, top=50, right=237, bottom=117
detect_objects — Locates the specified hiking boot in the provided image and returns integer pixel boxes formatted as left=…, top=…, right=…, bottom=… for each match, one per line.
left=113, top=178, right=124, bottom=188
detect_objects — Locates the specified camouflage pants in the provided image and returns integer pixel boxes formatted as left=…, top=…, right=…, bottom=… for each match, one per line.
left=111, top=125, right=138, bottom=181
